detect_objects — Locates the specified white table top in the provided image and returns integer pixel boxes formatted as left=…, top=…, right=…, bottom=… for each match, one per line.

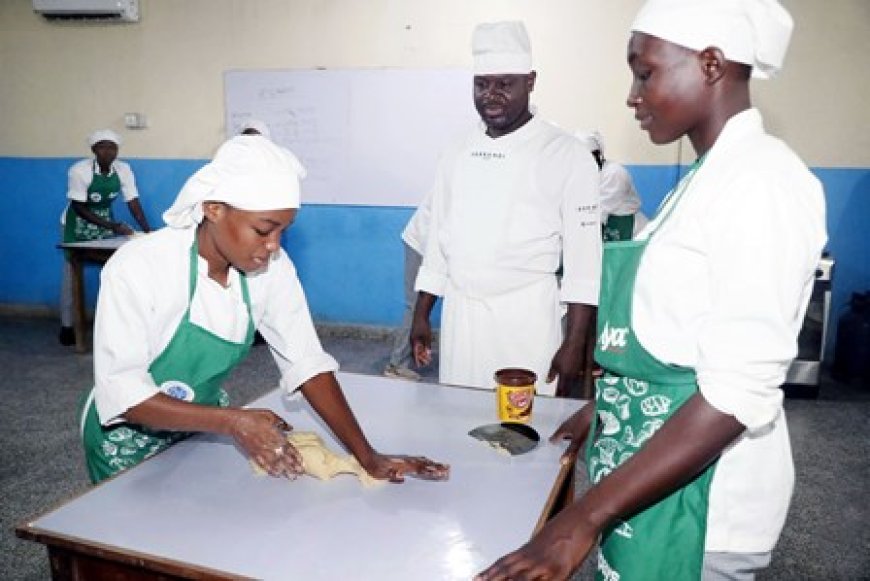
left=26, top=372, right=586, bottom=580
left=58, top=235, right=139, bottom=250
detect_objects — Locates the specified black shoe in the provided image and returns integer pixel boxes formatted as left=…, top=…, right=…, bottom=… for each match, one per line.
left=59, top=326, right=76, bottom=346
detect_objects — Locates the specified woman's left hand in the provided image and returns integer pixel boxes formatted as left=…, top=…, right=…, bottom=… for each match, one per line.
left=361, top=453, right=450, bottom=483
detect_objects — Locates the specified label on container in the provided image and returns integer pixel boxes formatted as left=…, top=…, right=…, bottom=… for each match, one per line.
left=497, top=384, right=535, bottom=423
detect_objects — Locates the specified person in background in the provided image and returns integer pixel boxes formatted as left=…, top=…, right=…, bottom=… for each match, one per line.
left=239, top=118, right=272, bottom=140
left=59, top=129, right=151, bottom=346
left=576, top=129, right=648, bottom=242
left=411, top=21, right=601, bottom=397
left=79, top=135, right=449, bottom=486
left=575, top=130, right=649, bottom=392
left=383, top=191, right=431, bottom=381
left=476, top=0, right=826, bottom=579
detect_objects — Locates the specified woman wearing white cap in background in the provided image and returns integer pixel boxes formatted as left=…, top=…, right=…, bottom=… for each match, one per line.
left=59, top=129, right=152, bottom=346
left=238, top=118, right=272, bottom=139
left=575, top=129, right=649, bottom=242
left=79, top=135, right=449, bottom=485
left=477, top=0, right=826, bottom=579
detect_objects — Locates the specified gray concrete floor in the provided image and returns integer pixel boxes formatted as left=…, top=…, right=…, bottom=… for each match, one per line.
left=1, top=315, right=868, bottom=580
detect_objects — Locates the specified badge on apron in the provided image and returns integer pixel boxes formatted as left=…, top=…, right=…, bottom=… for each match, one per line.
left=160, top=380, right=195, bottom=402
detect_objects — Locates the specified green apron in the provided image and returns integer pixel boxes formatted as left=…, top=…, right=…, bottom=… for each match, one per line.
left=63, top=163, right=122, bottom=243
left=80, top=240, right=254, bottom=483
left=602, top=214, right=635, bottom=242
left=587, top=159, right=712, bottom=580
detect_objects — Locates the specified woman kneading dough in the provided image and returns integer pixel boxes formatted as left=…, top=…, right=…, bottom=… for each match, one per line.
left=79, top=135, right=449, bottom=485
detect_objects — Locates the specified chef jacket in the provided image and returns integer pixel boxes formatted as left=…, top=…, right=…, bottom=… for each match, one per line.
left=416, top=114, right=601, bottom=304
left=91, top=226, right=338, bottom=425
left=634, top=108, right=827, bottom=552
left=599, top=160, right=641, bottom=220
left=402, top=188, right=433, bottom=255
left=414, top=115, right=601, bottom=391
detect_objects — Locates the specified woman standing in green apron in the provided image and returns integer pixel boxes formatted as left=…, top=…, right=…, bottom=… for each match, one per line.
left=80, top=135, right=449, bottom=485
left=575, top=129, right=648, bottom=243
left=59, top=129, right=152, bottom=346
left=476, top=1, right=826, bottom=579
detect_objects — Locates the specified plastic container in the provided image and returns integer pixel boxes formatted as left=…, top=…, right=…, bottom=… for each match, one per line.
left=495, top=368, right=536, bottom=423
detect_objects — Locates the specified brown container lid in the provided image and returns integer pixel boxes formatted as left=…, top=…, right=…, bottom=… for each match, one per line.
left=494, top=368, right=537, bottom=387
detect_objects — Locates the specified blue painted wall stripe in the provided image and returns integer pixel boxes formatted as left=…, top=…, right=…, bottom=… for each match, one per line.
left=2, top=157, right=867, bottom=361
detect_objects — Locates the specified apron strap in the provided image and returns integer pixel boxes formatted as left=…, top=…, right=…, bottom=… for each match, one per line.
left=185, top=236, right=255, bottom=339
left=239, top=273, right=255, bottom=343
left=643, top=155, right=707, bottom=241
left=187, top=238, right=198, bottom=302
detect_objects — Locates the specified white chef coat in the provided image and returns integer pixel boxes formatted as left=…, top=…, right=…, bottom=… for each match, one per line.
left=401, top=188, right=433, bottom=255
left=416, top=115, right=601, bottom=393
left=92, top=226, right=338, bottom=425
left=599, top=160, right=648, bottom=235
left=60, top=158, right=138, bottom=224
left=634, top=109, right=827, bottom=552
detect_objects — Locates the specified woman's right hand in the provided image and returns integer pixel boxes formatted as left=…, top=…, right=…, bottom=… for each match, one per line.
left=228, top=409, right=304, bottom=478
left=410, top=318, right=432, bottom=366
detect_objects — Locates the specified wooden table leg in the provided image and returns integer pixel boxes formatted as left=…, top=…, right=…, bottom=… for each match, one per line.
left=533, top=453, right=578, bottom=535
left=69, top=254, right=87, bottom=354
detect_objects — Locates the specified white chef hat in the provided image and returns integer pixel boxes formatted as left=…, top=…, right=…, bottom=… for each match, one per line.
left=87, top=129, right=122, bottom=147
left=163, top=135, right=306, bottom=229
left=472, top=21, right=533, bottom=76
left=238, top=118, right=271, bottom=140
left=575, top=130, right=604, bottom=153
left=631, top=0, right=793, bottom=79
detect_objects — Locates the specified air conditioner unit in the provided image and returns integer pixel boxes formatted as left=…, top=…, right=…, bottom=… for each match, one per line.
left=33, top=0, right=139, bottom=23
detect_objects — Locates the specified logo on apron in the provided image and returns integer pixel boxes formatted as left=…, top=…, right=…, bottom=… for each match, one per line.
left=598, top=321, right=629, bottom=353
left=160, top=380, right=195, bottom=402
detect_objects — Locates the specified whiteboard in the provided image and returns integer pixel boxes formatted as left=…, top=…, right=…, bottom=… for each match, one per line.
left=224, top=68, right=478, bottom=206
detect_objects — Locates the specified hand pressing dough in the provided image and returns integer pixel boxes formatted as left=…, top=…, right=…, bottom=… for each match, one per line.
left=253, top=431, right=381, bottom=487
left=288, top=431, right=380, bottom=487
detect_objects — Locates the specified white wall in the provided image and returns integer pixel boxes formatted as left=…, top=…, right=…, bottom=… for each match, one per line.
left=1, top=0, right=868, bottom=166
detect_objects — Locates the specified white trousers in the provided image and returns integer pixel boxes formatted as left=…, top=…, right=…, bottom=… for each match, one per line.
left=702, top=551, right=772, bottom=580
left=439, top=275, right=563, bottom=395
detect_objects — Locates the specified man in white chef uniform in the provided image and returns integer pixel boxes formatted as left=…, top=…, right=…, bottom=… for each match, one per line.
left=410, top=21, right=601, bottom=396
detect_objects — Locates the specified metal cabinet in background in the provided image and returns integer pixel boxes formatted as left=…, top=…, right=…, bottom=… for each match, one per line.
left=784, top=254, right=834, bottom=398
